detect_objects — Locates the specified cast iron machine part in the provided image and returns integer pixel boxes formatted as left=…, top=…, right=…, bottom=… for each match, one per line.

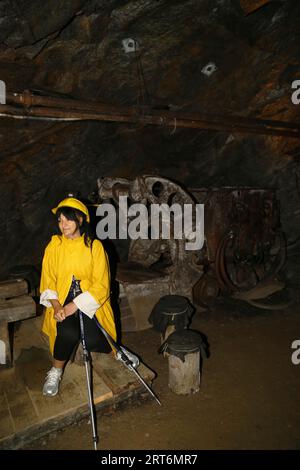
left=97, top=175, right=204, bottom=301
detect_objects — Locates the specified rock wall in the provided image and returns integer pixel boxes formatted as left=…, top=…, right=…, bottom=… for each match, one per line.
left=0, top=0, right=299, bottom=289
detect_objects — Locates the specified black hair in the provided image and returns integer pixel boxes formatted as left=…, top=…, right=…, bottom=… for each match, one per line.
left=56, top=206, right=94, bottom=248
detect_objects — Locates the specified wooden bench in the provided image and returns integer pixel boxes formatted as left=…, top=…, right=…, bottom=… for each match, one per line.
left=0, top=279, right=36, bottom=367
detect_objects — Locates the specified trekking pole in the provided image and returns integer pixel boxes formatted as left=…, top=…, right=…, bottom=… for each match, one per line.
left=93, top=316, right=161, bottom=406
left=78, top=310, right=98, bottom=450
left=117, top=348, right=162, bottom=406
left=72, top=277, right=98, bottom=450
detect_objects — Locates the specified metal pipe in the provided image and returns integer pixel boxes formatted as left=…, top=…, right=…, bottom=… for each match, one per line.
left=6, top=91, right=300, bottom=131
left=2, top=91, right=300, bottom=138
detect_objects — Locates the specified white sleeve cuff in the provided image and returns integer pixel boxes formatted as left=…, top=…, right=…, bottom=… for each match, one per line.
left=40, top=289, right=58, bottom=308
left=73, top=291, right=100, bottom=319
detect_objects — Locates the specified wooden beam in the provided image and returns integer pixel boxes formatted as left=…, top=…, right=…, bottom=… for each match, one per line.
left=0, top=295, right=36, bottom=322
left=0, top=279, right=28, bottom=300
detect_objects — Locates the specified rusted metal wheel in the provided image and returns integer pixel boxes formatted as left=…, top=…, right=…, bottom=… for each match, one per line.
left=215, top=229, right=286, bottom=293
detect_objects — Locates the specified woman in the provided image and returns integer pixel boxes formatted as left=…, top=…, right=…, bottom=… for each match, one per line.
left=40, top=197, right=116, bottom=396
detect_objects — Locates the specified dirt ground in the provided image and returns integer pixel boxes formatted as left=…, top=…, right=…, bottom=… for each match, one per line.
left=23, top=297, right=300, bottom=451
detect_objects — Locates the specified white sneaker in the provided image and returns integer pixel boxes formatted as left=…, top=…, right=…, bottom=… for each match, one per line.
left=43, top=367, right=63, bottom=396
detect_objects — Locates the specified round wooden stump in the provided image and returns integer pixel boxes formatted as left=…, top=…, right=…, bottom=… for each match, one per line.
left=168, top=350, right=200, bottom=395
left=162, top=329, right=205, bottom=395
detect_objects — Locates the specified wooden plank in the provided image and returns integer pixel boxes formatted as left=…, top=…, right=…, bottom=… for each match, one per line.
left=3, top=373, right=39, bottom=432
left=0, top=324, right=155, bottom=449
left=91, top=353, right=135, bottom=394
left=91, top=352, right=155, bottom=396
left=0, top=391, right=15, bottom=439
left=0, top=279, right=28, bottom=300
left=23, top=361, right=113, bottom=422
left=0, top=295, right=36, bottom=322
left=63, top=362, right=113, bottom=406
left=0, top=353, right=155, bottom=449
left=0, top=357, right=113, bottom=448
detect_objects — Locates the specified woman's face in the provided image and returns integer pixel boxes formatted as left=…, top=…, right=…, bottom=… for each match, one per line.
left=58, top=213, right=82, bottom=239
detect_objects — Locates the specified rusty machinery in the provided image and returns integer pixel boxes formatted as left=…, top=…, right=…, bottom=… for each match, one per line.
left=97, top=175, right=205, bottom=299
left=95, top=176, right=286, bottom=330
left=190, top=188, right=286, bottom=308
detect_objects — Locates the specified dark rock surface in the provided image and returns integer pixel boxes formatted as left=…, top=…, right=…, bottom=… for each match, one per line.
left=0, top=0, right=300, bottom=289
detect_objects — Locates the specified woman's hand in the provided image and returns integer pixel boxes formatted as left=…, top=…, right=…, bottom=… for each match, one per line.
left=50, top=299, right=66, bottom=322
left=64, top=301, right=78, bottom=318
left=54, top=306, right=66, bottom=322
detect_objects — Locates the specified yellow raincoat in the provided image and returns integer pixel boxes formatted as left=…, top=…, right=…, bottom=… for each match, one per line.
left=40, top=234, right=116, bottom=354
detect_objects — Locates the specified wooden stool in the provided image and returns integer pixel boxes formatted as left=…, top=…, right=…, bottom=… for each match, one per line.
left=163, top=330, right=204, bottom=395
left=0, top=279, right=36, bottom=367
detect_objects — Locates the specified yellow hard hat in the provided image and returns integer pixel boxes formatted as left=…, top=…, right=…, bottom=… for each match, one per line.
left=51, top=197, right=90, bottom=222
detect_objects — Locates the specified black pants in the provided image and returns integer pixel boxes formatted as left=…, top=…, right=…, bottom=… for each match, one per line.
left=53, top=282, right=111, bottom=361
